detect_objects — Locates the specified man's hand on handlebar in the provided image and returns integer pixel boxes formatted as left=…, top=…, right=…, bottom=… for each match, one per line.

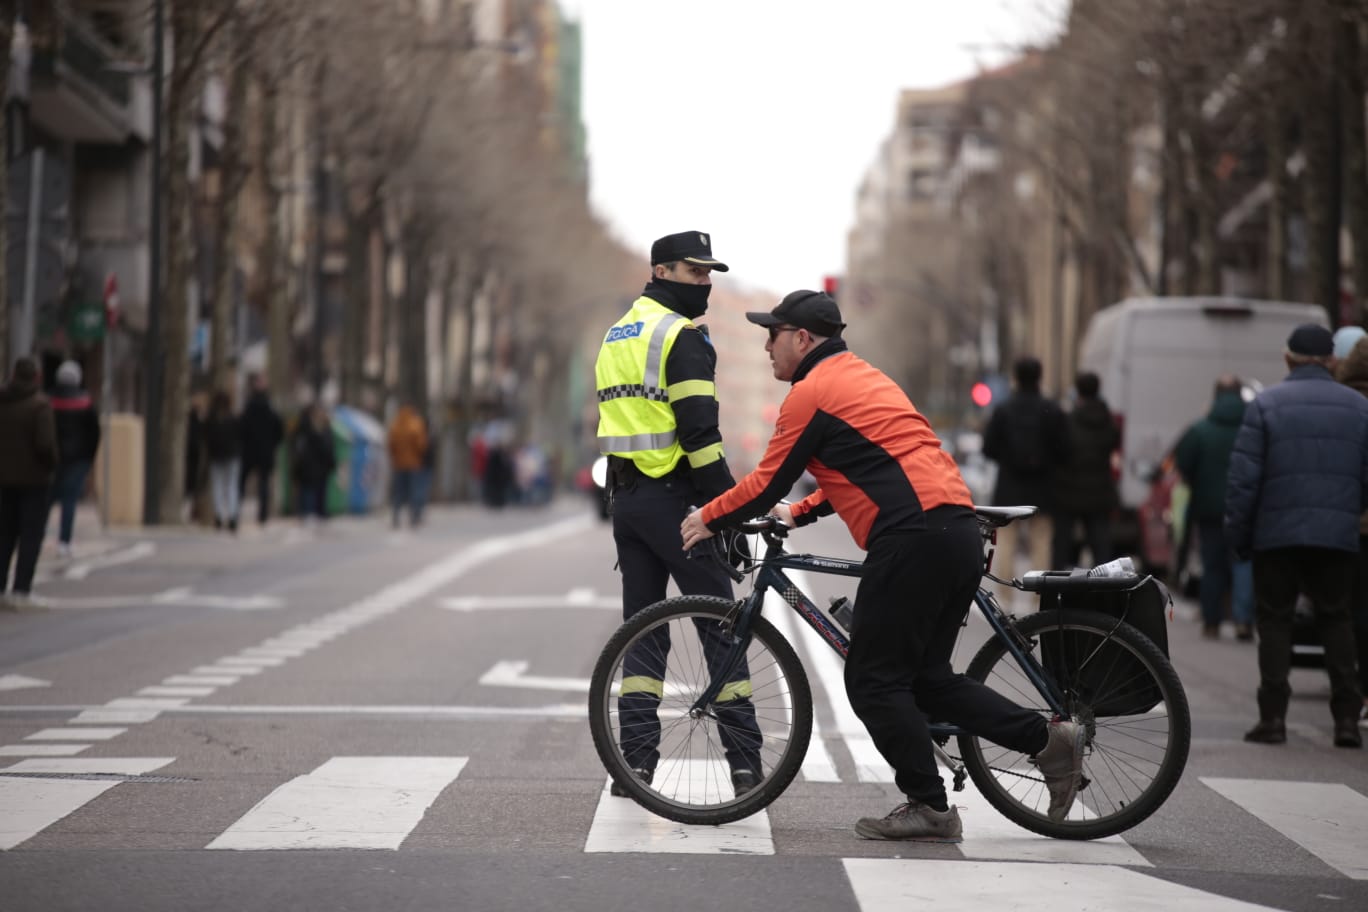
left=680, top=508, right=713, bottom=551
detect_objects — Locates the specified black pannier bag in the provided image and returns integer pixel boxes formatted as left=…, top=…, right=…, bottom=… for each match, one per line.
left=1038, top=577, right=1172, bottom=716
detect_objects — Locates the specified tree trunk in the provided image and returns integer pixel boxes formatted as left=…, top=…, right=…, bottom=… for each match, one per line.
left=260, top=85, right=289, bottom=405
left=400, top=223, right=430, bottom=414
left=339, top=193, right=375, bottom=406
left=1341, top=15, right=1368, bottom=323
left=1301, top=9, right=1343, bottom=323
left=209, top=19, right=249, bottom=394
left=155, top=0, right=203, bottom=524
left=0, top=3, right=11, bottom=363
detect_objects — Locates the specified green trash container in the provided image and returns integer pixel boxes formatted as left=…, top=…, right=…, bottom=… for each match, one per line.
left=278, top=411, right=353, bottom=517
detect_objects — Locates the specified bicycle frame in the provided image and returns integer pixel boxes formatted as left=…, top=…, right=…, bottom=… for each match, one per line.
left=686, top=536, right=1073, bottom=739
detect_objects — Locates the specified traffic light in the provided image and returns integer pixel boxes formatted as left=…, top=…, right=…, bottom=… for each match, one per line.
left=971, top=381, right=993, bottom=408
left=822, top=275, right=840, bottom=300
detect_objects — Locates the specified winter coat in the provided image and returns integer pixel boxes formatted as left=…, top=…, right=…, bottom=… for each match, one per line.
left=387, top=406, right=429, bottom=472
left=0, top=376, right=57, bottom=486
left=239, top=392, right=285, bottom=468
left=1335, top=334, right=1368, bottom=535
left=49, top=382, right=101, bottom=466
left=983, top=389, right=1071, bottom=510
left=1052, top=397, right=1120, bottom=515
left=1225, top=363, right=1368, bottom=556
left=1174, top=389, right=1245, bottom=522
left=291, top=419, right=337, bottom=487
left=203, top=412, right=242, bottom=463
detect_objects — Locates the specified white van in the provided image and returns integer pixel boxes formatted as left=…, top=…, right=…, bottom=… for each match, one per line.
left=1077, top=296, right=1329, bottom=550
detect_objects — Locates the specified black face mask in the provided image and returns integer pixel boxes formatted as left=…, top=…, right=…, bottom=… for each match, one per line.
left=650, top=277, right=712, bottom=320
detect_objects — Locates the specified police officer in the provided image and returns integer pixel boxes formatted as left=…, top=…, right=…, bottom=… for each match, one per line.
left=595, top=230, right=761, bottom=796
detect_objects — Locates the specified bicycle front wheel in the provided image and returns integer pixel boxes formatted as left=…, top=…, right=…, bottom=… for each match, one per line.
left=958, top=608, right=1190, bottom=840
left=588, top=595, right=813, bottom=825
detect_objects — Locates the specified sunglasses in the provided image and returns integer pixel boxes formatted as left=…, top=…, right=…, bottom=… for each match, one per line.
left=768, top=325, right=800, bottom=342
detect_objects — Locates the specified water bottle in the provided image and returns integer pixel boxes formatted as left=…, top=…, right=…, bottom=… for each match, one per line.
left=829, top=596, right=855, bottom=632
left=1088, top=556, right=1136, bottom=578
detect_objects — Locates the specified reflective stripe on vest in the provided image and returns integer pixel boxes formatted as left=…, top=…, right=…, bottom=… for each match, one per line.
left=595, top=299, right=693, bottom=477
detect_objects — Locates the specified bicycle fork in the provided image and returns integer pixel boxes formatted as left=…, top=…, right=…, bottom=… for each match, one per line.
left=686, top=592, right=762, bottom=720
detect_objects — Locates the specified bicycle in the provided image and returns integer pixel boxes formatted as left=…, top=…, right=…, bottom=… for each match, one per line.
left=587, top=505, right=1191, bottom=841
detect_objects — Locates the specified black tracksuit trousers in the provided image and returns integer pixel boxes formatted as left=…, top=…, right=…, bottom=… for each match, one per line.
left=845, top=506, right=1049, bottom=807
left=611, top=475, right=762, bottom=774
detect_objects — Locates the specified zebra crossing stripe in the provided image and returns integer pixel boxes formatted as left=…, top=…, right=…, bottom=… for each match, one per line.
left=1202, top=778, right=1368, bottom=880
left=585, top=764, right=774, bottom=854
left=842, top=859, right=1283, bottom=911
left=206, top=757, right=467, bottom=850
left=0, top=757, right=175, bottom=850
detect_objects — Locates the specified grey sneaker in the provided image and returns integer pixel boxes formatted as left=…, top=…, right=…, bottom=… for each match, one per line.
left=854, top=800, right=963, bottom=842
left=609, top=767, right=652, bottom=797
left=1033, top=720, right=1085, bottom=822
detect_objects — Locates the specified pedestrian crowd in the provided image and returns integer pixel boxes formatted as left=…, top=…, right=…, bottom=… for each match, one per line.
left=978, top=323, right=1368, bottom=747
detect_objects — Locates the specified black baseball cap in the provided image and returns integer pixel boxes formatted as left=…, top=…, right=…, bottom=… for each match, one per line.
left=650, top=231, right=729, bottom=272
left=746, top=290, right=846, bottom=337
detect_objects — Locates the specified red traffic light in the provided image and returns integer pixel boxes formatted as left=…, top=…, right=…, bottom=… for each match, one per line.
left=822, top=275, right=840, bottom=298
left=971, top=382, right=993, bottom=408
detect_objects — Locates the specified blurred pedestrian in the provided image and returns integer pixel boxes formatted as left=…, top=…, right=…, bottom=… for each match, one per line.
left=387, top=401, right=429, bottom=528
left=1226, top=324, right=1368, bottom=749
left=203, top=390, right=242, bottom=532
left=238, top=373, right=284, bottom=526
left=1334, top=330, right=1368, bottom=726
left=291, top=403, right=336, bottom=522
left=983, top=355, right=1070, bottom=580
left=185, top=388, right=210, bottom=523
left=1176, top=375, right=1253, bottom=640
left=1050, top=371, right=1119, bottom=570
left=47, top=359, right=100, bottom=559
left=0, top=358, right=57, bottom=608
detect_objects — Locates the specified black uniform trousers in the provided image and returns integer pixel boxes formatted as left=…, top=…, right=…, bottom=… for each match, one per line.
left=845, top=507, right=1049, bottom=807
left=1252, top=546, right=1362, bottom=723
left=611, top=474, right=762, bottom=774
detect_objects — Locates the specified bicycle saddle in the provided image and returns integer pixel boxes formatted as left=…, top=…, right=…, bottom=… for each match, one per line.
left=974, top=505, right=1038, bottom=526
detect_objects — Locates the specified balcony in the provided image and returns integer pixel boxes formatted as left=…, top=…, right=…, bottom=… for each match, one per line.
left=29, top=4, right=135, bottom=144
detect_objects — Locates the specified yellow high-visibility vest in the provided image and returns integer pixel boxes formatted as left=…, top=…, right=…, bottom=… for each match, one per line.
left=595, top=296, right=718, bottom=476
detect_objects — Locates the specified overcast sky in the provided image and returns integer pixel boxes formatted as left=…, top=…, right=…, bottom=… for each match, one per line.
left=557, top=0, right=1068, bottom=298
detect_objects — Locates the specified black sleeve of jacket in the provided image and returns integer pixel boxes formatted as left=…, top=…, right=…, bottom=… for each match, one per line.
left=667, top=327, right=735, bottom=501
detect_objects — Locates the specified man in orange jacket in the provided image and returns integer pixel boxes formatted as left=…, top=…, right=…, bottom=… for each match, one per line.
left=387, top=403, right=430, bottom=528
left=680, top=290, right=1085, bottom=842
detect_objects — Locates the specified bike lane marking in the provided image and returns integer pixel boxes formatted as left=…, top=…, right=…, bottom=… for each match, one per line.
left=585, top=765, right=774, bottom=855
left=1202, top=778, right=1368, bottom=880
left=843, top=859, right=1281, bottom=911
left=0, top=758, right=175, bottom=850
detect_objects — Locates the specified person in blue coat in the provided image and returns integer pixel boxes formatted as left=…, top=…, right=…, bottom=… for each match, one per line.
left=1225, top=324, right=1368, bottom=749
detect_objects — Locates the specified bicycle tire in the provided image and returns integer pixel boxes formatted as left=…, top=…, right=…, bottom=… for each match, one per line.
left=957, top=607, right=1190, bottom=840
left=588, top=594, right=813, bottom=825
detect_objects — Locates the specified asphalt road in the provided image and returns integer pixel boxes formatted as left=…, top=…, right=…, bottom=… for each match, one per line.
left=1, top=499, right=1364, bottom=912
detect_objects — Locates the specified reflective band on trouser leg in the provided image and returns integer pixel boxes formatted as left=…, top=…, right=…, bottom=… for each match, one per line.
left=620, top=675, right=665, bottom=698
left=714, top=680, right=753, bottom=702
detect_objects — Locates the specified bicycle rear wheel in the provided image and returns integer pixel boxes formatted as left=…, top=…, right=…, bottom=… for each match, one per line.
left=958, top=607, right=1190, bottom=840
left=588, top=595, right=813, bottom=825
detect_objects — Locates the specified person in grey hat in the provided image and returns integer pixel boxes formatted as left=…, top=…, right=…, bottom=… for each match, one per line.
left=1226, top=322, right=1368, bottom=748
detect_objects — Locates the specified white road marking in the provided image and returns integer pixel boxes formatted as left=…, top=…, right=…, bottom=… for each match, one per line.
left=36, top=588, right=284, bottom=611
left=0, top=674, right=50, bottom=692
left=63, top=541, right=156, bottom=580
left=585, top=765, right=773, bottom=854
left=71, top=709, right=160, bottom=724
left=0, top=757, right=175, bottom=850
left=105, top=697, right=189, bottom=710
left=137, top=686, right=217, bottom=698
left=163, top=675, right=238, bottom=686
left=1203, top=778, right=1368, bottom=879
left=214, top=656, right=286, bottom=667
left=0, top=744, right=88, bottom=757
left=0, top=702, right=590, bottom=719
left=441, top=590, right=619, bottom=612
left=842, top=860, right=1282, bottom=911
left=24, top=728, right=126, bottom=741
left=479, top=660, right=590, bottom=692
left=193, top=665, right=263, bottom=676
left=206, top=756, right=468, bottom=850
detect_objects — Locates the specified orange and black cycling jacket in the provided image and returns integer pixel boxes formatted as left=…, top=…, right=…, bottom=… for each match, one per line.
left=701, top=344, right=972, bottom=550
